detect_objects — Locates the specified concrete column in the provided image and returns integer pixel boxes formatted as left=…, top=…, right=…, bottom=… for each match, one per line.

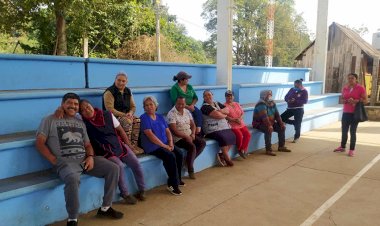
left=312, top=0, right=329, bottom=93
left=370, top=58, right=379, bottom=106
left=217, top=0, right=233, bottom=90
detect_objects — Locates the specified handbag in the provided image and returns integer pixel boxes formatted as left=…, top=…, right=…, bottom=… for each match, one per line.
left=354, top=101, right=368, bottom=122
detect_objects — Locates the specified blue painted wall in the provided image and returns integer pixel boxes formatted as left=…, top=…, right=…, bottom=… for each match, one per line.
left=0, top=54, right=311, bottom=90
left=0, top=54, right=85, bottom=90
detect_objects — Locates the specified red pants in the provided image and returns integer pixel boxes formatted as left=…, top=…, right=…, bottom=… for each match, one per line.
left=231, top=126, right=251, bottom=152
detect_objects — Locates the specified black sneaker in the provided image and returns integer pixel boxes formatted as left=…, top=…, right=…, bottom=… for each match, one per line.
left=96, top=207, right=124, bottom=219
left=167, top=186, right=182, bottom=196
left=67, top=221, right=78, bottom=226
left=179, top=181, right=186, bottom=187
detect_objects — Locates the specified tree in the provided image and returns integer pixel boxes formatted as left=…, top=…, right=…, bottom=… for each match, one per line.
left=201, top=0, right=310, bottom=67
left=0, top=0, right=212, bottom=63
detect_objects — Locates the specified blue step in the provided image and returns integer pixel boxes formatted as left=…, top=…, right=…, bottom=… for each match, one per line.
left=233, top=81, right=323, bottom=104
left=0, top=85, right=227, bottom=135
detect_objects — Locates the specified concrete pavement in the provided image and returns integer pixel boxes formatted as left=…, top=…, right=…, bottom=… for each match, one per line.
left=50, top=121, right=380, bottom=226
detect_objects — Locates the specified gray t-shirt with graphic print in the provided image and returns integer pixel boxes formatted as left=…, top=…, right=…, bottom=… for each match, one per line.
left=37, top=115, right=90, bottom=165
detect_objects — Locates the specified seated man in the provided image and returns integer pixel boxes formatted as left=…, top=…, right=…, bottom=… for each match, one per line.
left=252, top=90, right=291, bottom=156
left=35, top=93, right=123, bottom=226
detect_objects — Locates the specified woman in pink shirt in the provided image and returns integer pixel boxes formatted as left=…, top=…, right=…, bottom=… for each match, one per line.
left=224, top=90, right=251, bottom=159
left=334, top=73, right=367, bottom=157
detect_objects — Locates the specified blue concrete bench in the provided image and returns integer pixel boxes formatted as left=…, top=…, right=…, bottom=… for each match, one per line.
left=0, top=85, right=227, bottom=135
left=0, top=104, right=342, bottom=226
left=232, top=81, right=323, bottom=105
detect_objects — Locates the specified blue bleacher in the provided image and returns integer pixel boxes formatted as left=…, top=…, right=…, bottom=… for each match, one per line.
left=0, top=54, right=341, bottom=226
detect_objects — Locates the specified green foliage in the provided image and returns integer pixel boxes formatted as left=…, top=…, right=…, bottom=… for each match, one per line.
left=202, top=0, right=311, bottom=67
left=0, top=0, right=211, bottom=64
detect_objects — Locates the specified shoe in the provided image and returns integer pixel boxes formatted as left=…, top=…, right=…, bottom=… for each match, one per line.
left=225, top=159, right=234, bottom=167
left=121, top=194, right=137, bottom=205
left=292, top=138, right=299, bottom=143
left=179, top=181, right=186, bottom=187
left=188, top=172, right=196, bottom=179
left=266, top=150, right=276, bottom=156
left=238, top=150, right=246, bottom=159
left=216, top=153, right=226, bottom=167
left=348, top=150, right=355, bottom=157
left=334, top=146, right=346, bottom=152
left=167, top=186, right=182, bottom=196
left=96, top=207, right=124, bottom=219
left=67, top=220, right=78, bottom=226
left=134, top=190, right=146, bottom=201
left=278, top=147, right=292, bottom=152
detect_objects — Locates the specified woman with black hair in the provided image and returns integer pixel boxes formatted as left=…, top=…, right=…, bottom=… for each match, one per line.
left=281, top=79, right=308, bottom=143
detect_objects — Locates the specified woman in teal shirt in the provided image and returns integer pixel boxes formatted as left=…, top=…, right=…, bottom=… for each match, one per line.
left=170, top=71, right=202, bottom=134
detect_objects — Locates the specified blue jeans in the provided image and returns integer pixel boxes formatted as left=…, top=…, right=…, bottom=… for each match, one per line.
left=191, top=106, right=203, bottom=129
left=108, top=147, right=145, bottom=196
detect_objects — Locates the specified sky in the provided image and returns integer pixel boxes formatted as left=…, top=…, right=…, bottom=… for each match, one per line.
left=162, top=0, right=380, bottom=44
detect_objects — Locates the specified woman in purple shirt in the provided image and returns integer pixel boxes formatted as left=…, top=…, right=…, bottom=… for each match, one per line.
left=281, top=79, right=308, bottom=143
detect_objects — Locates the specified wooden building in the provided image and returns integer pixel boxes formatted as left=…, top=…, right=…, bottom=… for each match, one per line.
left=295, top=22, right=380, bottom=105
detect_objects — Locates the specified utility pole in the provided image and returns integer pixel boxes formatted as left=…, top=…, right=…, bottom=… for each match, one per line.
left=265, top=0, right=275, bottom=67
left=155, top=0, right=161, bottom=62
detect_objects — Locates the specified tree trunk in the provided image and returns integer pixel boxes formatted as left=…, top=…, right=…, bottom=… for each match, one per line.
left=55, top=5, right=67, bottom=55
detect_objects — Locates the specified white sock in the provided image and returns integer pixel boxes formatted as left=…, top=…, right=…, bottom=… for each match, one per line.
left=101, top=206, right=110, bottom=212
left=68, top=219, right=77, bottom=222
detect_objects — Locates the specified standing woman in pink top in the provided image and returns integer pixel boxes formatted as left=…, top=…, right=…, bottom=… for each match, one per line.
left=224, top=90, right=251, bottom=159
left=334, top=73, right=367, bottom=157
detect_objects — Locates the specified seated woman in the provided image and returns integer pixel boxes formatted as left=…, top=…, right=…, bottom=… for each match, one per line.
left=103, top=72, right=143, bottom=154
left=167, top=96, right=206, bottom=179
left=224, top=90, right=251, bottom=159
left=252, top=90, right=291, bottom=156
left=79, top=99, right=146, bottom=204
left=170, top=71, right=202, bottom=134
left=140, top=96, right=184, bottom=195
left=201, top=90, right=236, bottom=167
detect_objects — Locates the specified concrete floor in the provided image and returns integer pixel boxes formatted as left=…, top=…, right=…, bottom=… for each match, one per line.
left=50, top=121, right=380, bottom=226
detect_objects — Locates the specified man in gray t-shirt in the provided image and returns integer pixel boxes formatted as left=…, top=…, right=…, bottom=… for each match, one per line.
left=35, top=93, right=124, bottom=226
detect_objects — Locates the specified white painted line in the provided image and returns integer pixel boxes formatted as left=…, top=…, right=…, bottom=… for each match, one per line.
left=300, top=153, right=380, bottom=226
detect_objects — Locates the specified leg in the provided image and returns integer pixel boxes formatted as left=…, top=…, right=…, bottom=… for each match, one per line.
left=257, top=124, right=273, bottom=153
left=118, top=116, right=133, bottom=140
left=340, top=113, right=350, bottom=149
left=221, top=145, right=234, bottom=166
left=108, top=156, right=129, bottom=196
left=240, top=126, right=252, bottom=152
left=192, top=107, right=203, bottom=134
left=173, top=147, right=184, bottom=182
left=349, top=117, right=359, bottom=150
left=281, top=109, right=295, bottom=125
left=231, top=128, right=244, bottom=150
left=57, top=164, right=82, bottom=220
left=175, top=139, right=196, bottom=173
left=273, top=122, right=286, bottom=148
left=150, top=148, right=179, bottom=187
left=131, top=116, right=141, bottom=146
left=293, top=108, right=304, bottom=140
left=121, top=148, right=146, bottom=192
left=193, top=135, right=206, bottom=158
left=86, top=157, right=119, bottom=207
